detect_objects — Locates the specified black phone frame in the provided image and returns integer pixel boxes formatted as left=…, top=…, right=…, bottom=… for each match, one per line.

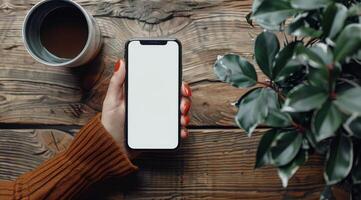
left=124, top=38, right=182, bottom=151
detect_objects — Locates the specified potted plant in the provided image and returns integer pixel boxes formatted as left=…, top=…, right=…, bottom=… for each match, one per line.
left=214, top=0, right=361, bottom=198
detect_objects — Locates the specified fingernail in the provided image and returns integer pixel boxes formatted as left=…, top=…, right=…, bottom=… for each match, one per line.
left=185, top=84, right=192, bottom=96
left=114, top=60, right=121, bottom=72
left=183, top=102, right=190, bottom=114
left=182, top=129, right=189, bottom=138
left=184, top=115, right=190, bottom=125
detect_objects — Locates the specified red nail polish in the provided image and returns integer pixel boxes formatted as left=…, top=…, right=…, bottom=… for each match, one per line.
left=114, top=60, right=121, bottom=72
left=183, top=102, right=190, bottom=114
left=184, top=115, right=190, bottom=125
left=185, top=85, right=192, bottom=96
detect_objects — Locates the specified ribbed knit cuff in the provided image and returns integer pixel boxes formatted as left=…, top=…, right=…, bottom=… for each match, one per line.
left=15, top=114, right=137, bottom=200
left=64, top=113, right=138, bottom=179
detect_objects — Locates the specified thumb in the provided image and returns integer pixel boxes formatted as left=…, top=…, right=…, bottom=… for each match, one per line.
left=105, top=59, right=126, bottom=102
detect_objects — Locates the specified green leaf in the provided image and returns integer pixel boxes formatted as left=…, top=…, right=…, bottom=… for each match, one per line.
left=291, top=0, right=332, bottom=10
left=287, top=18, right=322, bottom=37
left=252, top=0, right=296, bottom=30
left=312, top=101, right=344, bottom=142
left=307, top=67, right=329, bottom=91
left=255, top=31, right=280, bottom=78
left=334, top=24, right=361, bottom=62
left=273, top=42, right=298, bottom=79
left=347, top=3, right=361, bottom=17
left=344, top=115, right=361, bottom=139
left=252, top=0, right=265, bottom=13
left=282, top=84, right=328, bottom=112
left=305, top=130, right=317, bottom=149
left=324, top=134, right=353, bottom=185
left=255, top=129, right=278, bottom=168
left=214, top=54, right=258, bottom=88
left=297, top=43, right=333, bottom=69
left=271, top=130, right=303, bottom=166
left=277, top=149, right=308, bottom=187
left=265, top=109, right=293, bottom=127
left=322, top=3, right=348, bottom=39
left=274, top=59, right=303, bottom=82
left=352, top=149, right=361, bottom=184
left=334, top=87, right=361, bottom=114
left=235, top=88, right=278, bottom=136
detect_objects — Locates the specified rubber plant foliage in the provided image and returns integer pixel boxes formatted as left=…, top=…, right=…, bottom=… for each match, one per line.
left=214, top=0, right=361, bottom=198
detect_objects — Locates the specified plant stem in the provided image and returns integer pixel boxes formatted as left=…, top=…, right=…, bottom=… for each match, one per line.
left=257, top=81, right=271, bottom=87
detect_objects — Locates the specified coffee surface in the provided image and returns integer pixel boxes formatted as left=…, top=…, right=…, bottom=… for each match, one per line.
left=40, top=6, right=88, bottom=59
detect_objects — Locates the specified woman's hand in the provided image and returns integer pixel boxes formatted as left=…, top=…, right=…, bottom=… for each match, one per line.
left=101, top=59, right=192, bottom=159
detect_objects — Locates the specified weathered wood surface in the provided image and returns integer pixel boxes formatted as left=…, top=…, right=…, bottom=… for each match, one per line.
left=0, top=0, right=346, bottom=199
left=0, top=129, right=328, bottom=199
left=0, top=129, right=73, bottom=180
left=0, top=0, right=268, bottom=127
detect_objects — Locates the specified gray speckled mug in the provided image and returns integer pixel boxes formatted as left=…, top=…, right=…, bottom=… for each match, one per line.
left=22, top=0, right=102, bottom=67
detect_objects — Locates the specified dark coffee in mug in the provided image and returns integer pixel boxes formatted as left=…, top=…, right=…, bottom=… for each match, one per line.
left=40, top=6, right=88, bottom=59
left=23, top=0, right=102, bottom=67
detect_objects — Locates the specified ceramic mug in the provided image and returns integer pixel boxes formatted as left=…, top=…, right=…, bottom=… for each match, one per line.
left=22, top=0, right=102, bottom=67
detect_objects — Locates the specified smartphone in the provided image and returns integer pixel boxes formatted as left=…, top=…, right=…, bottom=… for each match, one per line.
left=125, top=39, right=182, bottom=150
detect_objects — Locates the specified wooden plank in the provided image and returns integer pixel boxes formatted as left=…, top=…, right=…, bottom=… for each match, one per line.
left=0, top=128, right=333, bottom=199
left=0, top=0, right=266, bottom=127
left=0, top=129, right=73, bottom=180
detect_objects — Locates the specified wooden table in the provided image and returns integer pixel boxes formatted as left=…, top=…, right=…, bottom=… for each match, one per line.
left=0, top=0, right=332, bottom=199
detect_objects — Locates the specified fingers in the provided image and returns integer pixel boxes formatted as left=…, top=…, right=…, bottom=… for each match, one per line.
left=104, top=59, right=126, bottom=104
left=181, top=115, right=190, bottom=139
left=181, top=82, right=192, bottom=97
left=181, top=115, right=190, bottom=126
left=181, top=129, right=189, bottom=139
left=180, top=82, right=192, bottom=139
left=181, top=97, right=191, bottom=114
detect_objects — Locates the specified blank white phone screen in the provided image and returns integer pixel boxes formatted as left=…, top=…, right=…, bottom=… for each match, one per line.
left=127, top=40, right=180, bottom=149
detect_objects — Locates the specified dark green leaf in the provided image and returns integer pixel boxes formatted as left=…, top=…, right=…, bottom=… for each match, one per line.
left=271, top=130, right=303, bottom=166
left=252, top=0, right=296, bottom=30
left=277, top=149, right=308, bottom=187
left=214, top=54, right=258, bottom=88
left=291, top=0, right=332, bottom=10
left=265, top=109, right=293, bottom=127
left=297, top=43, right=333, bottom=69
left=255, top=129, right=278, bottom=168
left=282, top=84, right=328, bottom=112
left=344, top=115, right=361, bottom=139
left=273, top=42, right=298, bottom=79
left=287, top=18, right=322, bottom=37
left=274, top=59, right=303, bottom=82
left=252, top=0, right=265, bottom=13
left=324, top=134, right=353, bottom=185
left=334, top=24, right=361, bottom=62
left=236, top=88, right=278, bottom=136
left=320, top=186, right=335, bottom=200
left=334, top=87, right=361, bottom=114
left=255, top=31, right=280, bottom=78
left=312, top=101, right=345, bottom=142
left=305, top=130, right=318, bottom=149
left=352, top=149, right=361, bottom=184
left=307, top=66, right=329, bottom=91
left=322, top=3, right=347, bottom=39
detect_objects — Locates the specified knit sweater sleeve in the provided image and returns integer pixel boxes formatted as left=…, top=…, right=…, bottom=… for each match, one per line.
left=0, top=114, right=138, bottom=200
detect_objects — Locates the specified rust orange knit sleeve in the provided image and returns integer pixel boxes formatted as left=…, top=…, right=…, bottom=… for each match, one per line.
left=0, top=114, right=138, bottom=200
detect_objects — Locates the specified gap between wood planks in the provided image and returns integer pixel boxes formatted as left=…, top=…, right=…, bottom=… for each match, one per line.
left=0, top=123, right=240, bottom=131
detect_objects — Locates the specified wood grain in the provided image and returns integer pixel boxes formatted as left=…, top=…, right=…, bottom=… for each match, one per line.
left=0, top=128, right=329, bottom=199
left=0, top=0, right=347, bottom=199
left=0, top=0, right=267, bottom=127
left=0, top=129, right=73, bottom=180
